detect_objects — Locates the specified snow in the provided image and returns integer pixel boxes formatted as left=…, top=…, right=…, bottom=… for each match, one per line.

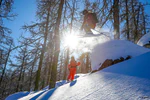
left=103, top=51, right=150, bottom=79
left=137, top=33, right=150, bottom=46
left=91, top=40, right=150, bottom=71
left=5, top=91, right=29, bottom=100
left=75, top=30, right=111, bottom=53
left=5, top=40, right=150, bottom=100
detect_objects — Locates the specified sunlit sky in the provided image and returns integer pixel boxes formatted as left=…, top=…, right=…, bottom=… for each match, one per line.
left=3, top=0, right=150, bottom=46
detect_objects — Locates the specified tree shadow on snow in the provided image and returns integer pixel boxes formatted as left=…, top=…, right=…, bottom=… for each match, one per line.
left=70, top=80, right=77, bottom=87
left=39, top=88, right=56, bottom=100
left=30, top=88, right=56, bottom=100
left=30, top=90, right=47, bottom=100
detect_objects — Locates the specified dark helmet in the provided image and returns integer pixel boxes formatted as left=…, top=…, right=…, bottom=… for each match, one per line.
left=82, top=9, right=88, bottom=15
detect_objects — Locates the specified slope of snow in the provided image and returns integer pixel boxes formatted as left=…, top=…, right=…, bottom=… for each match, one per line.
left=137, top=33, right=150, bottom=46
left=6, top=52, right=150, bottom=100
left=5, top=92, right=29, bottom=100
left=91, top=40, right=150, bottom=71
left=102, top=51, right=150, bottom=79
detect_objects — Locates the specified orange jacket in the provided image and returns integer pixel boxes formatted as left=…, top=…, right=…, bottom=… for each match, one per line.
left=68, top=60, right=80, bottom=69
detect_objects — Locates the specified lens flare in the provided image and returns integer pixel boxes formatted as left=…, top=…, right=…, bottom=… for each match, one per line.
left=64, top=34, right=79, bottom=49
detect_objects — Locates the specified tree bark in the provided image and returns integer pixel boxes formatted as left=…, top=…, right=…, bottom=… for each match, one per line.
left=125, top=0, right=130, bottom=40
left=34, top=5, right=50, bottom=91
left=63, top=48, right=69, bottom=80
left=49, top=0, right=64, bottom=89
left=0, top=44, right=12, bottom=86
left=113, top=0, right=120, bottom=39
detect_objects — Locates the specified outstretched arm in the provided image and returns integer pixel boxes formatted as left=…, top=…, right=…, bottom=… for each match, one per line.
left=77, top=62, right=81, bottom=66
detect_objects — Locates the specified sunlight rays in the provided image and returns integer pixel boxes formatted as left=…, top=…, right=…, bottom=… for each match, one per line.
left=63, top=29, right=80, bottom=50
left=64, top=34, right=79, bottom=49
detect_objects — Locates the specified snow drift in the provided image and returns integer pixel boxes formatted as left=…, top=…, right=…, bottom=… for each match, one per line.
left=91, top=40, right=150, bottom=71
left=5, top=40, right=150, bottom=100
left=137, top=33, right=150, bottom=46
left=6, top=52, right=150, bottom=100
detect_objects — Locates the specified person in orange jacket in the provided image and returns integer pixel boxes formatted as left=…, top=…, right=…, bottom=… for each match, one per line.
left=67, top=56, right=80, bottom=82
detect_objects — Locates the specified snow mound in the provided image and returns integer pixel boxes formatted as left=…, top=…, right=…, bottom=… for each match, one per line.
left=137, top=33, right=150, bottom=46
left=91, top=40, right=150, bottom=71
left=103, top=51, right=150, bottom=79
left=5, top=52, right=150, bottom=100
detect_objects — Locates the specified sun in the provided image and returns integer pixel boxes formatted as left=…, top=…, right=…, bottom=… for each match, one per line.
left=64, top=34, right=79, bottom=49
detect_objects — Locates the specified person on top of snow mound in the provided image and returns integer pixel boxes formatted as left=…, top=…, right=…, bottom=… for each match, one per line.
left=67, top=56, right=80, bottom=82
left=80, top=9, right=98, bottom=35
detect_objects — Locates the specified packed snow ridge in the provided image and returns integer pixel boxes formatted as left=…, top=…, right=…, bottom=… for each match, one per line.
left=91, top=40, right=150, bottom=71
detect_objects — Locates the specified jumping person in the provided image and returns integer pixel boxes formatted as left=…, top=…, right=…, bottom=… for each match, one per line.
left=67, top=56, right=80, bottom=82
left=80, top=9, right=98, bottom=35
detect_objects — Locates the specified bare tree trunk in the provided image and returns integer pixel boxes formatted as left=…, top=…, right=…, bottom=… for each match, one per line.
left=0, top=43, right=12, bottom=86
left=113, top=0, right=120, bottom=39
left=34, top=42, right=46, bottom=90
left=63, top=48, right=69, bottom=80
left=141, top=5, right=146, bottom=35
left=28, top=56, right=36, bottom=91
left=20, top=67, right=25, bottom=91
left=125, top=0, right=130, bottom=40
left=34, top=5, right=50, bottom=91
left=134, top=3, right=141, bottom=43
left=16, top=56, right=25, bottom=92
left=47, top=55, right=53, bottom=86
left=49, top=0, right=64, bottom=89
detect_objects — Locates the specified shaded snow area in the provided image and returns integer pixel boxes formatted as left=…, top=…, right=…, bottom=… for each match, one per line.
left=137, top=33, right=150, bottom=46
left=91, top=40, right=150, bottom=71
left=102, top=51, right=150, bottom=79
left=6, top=52, right=150, bottom=100
left=5, top=92, right=30, bottom=100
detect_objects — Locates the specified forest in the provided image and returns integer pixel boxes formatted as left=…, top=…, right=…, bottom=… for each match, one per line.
left=0, top=0, right=150, bottom=99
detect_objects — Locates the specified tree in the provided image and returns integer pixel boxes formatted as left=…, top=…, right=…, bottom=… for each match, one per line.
left=34, top=5, right=50, bottom=90
left=113, top=0, right=120, bottom=39
left=0, top=41, right=13, bottom=85
left=49, top=0, right=65, bottom=89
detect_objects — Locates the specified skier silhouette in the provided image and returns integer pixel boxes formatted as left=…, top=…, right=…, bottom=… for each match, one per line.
left=80, top=9, right=98, bottom=35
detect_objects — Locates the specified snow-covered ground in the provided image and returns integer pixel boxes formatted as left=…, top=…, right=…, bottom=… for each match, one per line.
left=5, top=40, right=150, bottom=100
left=91, top=40, right=150, bottom=71
left=6, top=51, right=150, bottom=100
left=137, top=33, right=150, bottom=46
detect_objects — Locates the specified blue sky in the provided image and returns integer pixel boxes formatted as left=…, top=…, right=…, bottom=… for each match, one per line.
left=4, top=0, right=37, bottom=45
left=3, top=0, right=150, bottom=46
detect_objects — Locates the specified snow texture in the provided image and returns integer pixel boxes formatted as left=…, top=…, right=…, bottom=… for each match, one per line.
left=5, top=91, right=29, bottom=100
left=137, top=33, right=150, bottom=46
left=91, top=40, right=150, bottom=71
left=103, top=51, right=150, bottom=79
left=5, top=40, right=150, bottom=100
left=6, top=52, right=150, bottom=100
